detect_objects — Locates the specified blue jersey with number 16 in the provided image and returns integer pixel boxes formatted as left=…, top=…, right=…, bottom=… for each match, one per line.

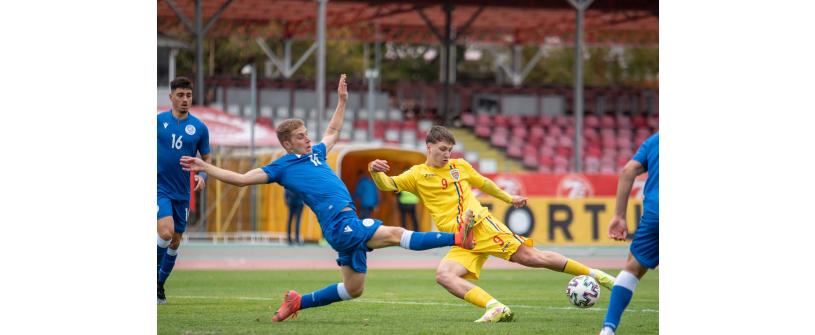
left=157, top=110, right=211, bottom=200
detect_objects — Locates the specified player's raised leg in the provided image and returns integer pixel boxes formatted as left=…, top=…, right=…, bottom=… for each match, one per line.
left=508, top=245, right=616, bottom=289
left=364, top=216, right=475, bottom=251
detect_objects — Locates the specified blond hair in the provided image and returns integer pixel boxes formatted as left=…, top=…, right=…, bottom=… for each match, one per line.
left=276, top=119, right=305, bottom=145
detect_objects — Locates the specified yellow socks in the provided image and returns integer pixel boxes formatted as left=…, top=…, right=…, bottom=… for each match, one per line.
left=464, top=286, right=494, bottom=308
left=563, top=259, right=591, bottom=276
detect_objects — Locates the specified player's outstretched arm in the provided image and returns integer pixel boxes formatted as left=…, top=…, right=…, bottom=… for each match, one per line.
left=367, top=159, right=398, bottom=191
left=193, top=153, right=212, bottom=191
left=609, top=160, right=645, bottom=240
left=180, top=156, right=267, bottom=187
left=322, top=74, right=347, bottom=153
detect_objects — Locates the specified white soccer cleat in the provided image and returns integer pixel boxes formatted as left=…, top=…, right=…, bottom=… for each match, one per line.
left=599, top=326, right=616, bottom=335
left=474, top=304, right=514, bottom=323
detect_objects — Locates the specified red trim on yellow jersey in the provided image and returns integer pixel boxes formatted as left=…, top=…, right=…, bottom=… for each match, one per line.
left=450, top=163, right=464, bottom=225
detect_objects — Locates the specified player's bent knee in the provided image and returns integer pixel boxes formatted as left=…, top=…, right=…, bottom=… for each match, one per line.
left=435, top=271, right=455, bottom=286
left=346, top=284, right=364, bottom=298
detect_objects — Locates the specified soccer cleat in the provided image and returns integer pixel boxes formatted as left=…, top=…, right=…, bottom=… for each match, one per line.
left=271, top=290, right=302, bottom=322
left=454, top=209, right=477, bottom=250
left=591, top=269, right=616, bottom=290
left=157, top=282, right=167, bottom=305
left=599, top=326, right=616, bottom=335
left=474, top=304, right=514, bottom=323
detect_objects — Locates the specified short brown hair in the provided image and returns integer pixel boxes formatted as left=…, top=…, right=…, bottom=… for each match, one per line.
left=276, top=119, right=305, bottom=144
left=170, top=77, right=193, bottom=91
left=426, top=125, right=456, bottom=145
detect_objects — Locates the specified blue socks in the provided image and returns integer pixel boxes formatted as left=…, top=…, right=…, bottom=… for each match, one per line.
left=300, top=283, right=352, bottom=310
left=603, top=270, right=639, bottom=331
left=157, top=236, right=171, bottom=280
left=399, top=231, right=455, bottom=251
left=158, top=248, right=178, bottom=284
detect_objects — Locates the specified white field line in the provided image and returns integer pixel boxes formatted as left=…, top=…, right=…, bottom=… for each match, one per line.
left=171, top=295, right=658, bottom=313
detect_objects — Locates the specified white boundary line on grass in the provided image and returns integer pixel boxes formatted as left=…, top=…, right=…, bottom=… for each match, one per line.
left=172, top=295, right=658, bottom=313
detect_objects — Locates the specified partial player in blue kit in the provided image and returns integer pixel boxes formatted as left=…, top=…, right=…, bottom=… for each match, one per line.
left=599, top=132, right=658, bottom=335
left=156, top=77, right=211, bottom=305
left=180, top=74, right=476, bottom=322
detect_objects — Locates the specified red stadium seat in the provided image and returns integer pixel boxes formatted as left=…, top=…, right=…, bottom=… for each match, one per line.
left=585, top=115, right=600, bottom=128
left=474, top=125, right=491, bottom=138
left=460, top=112, right=476, bottom=128
left=546, top=125, right=562, bottom=138
left=536, top=114, right=553, bottom=127
left=632, top=115, right=647, bottom=128
left=509, top=114, right=524, bottom=127
left=512, top=125, right=528, bottom=139
left=601, top=115, right=615, bottom=128
left=506, top=145, right=522, bottom=158
left=494, top=114, right=509, bottom=127
left=490, top=133, right=508, bottom=148
left=522, top=155, right=539, bottom=169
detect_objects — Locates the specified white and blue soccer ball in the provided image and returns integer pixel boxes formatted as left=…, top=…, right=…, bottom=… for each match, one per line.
left=566, top=275, right=600, bottom=308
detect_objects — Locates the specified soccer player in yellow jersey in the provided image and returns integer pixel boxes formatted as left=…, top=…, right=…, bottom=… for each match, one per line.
left=368, top=125, right=616, bottom=323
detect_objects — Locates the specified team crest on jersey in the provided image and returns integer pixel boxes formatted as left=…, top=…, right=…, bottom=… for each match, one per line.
left=185, top=124, right=196, bottom=135
left=449, top=168, right=460, bottom=181
left=163, top=122, right=168, bottom=129
left=362, top=218, right=375, bottom=227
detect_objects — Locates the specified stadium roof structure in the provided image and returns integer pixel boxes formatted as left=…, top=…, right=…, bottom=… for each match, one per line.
left=158, top=0, right=658, bottom=46
left=157, top=0, right=658, bottom=172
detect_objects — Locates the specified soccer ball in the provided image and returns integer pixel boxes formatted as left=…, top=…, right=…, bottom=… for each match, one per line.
left=566, top=275, right=600, bottom=308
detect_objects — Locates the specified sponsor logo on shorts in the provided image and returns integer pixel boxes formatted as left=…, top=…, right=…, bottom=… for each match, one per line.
left=185, top=124, right=196, bottom=135
left=344, top=225, right=353, bottom=233
left=362, top=218, right=375, bottom=227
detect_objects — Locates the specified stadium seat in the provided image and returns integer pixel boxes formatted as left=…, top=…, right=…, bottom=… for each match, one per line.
left=601, top=115, right=615, bottom=128
left=474, top=125, right=490, bottom=138
left=536, top=114, right=553, bottom=127
left=632, top=115, right=647, bottom=128
left=522, top=155, right=538, bottom=169
left=616, top=114, right=632, bottom=128
left=476, top=113, right=491, bottom=126
left=585, top=115, right=600, bottom=128
left=460, top=112, right=476, bottom=128
left=387, top=109, right=403, bottom=121
left=506, top=145, right=522, bottom=158
left=522, top=144, right=538, bottom=158
left=542, top=135, right=558, bottom=149
left=490, top=132, right=508, bottom=148
left=509, top=114, right=524, bottom=127
left=511, top=125, right=528, bottom=139
left=493, top=114, right=509, bottom=127
left=546, top=125, right=563, bottom=138
left=584, top=156, right=601, bottom=173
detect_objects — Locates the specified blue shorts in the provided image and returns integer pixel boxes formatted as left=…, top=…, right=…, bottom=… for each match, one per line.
left=630, top=215, right=659, bottom=269
left=157, top=193, right=189, bottom=233
left=325, top=211, right=383, bottom=274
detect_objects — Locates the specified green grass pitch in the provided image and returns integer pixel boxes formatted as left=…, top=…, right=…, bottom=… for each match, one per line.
left=158, top=269, right=658, bottom=334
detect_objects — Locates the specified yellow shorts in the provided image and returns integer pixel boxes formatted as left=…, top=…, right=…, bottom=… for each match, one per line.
left=442, top=215, right=533, bottom=280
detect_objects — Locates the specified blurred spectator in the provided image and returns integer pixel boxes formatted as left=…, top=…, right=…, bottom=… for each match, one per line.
left=397, top=190, right=419, bottom=231
left=354, top=171, right=380, bottom=219
left=284, top=188, right=304, bottom=245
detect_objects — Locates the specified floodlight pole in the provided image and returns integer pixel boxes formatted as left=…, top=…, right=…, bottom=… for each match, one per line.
left=442, top=2, right=453, bottom=125
left=316, top=0, right=327, bottom=137
left=568, top=0, right=594, bottom=173
left=242, top=64, right=258, bottom=233
left=195, top=0, right=204, bottom=104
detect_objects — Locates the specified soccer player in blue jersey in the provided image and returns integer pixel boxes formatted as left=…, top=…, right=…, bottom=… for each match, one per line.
left=157, top=77, right=211, bottom=305
left=599, top=132, right=658, bottom=335
left=179, top=74, right=476, bottom=322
